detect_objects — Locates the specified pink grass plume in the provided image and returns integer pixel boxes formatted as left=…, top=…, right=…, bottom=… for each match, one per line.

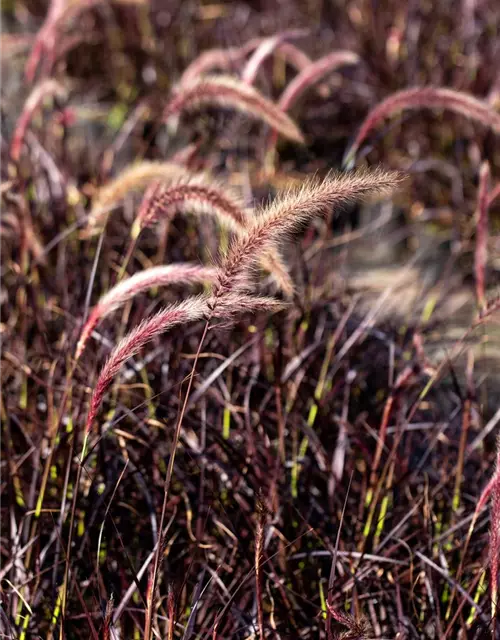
left=85, top=293, right=284, bottom=433
left=163, top=75, right=304, bottom=144
left=76, top=263, right=217, bottom=359
left=344, top=87, right=500, bottom=168
left=278, top=50, right=360, bottom=113
left=265, top=50, right=359, bottom=159
left=241, top=29, right=309, bottom=85
left=133, top=180, right=295, bottom=297
left=212, top=168, right=402, bottom=302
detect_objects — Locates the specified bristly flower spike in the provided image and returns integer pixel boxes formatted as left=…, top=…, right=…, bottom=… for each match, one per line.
left=76, top=264, right=217, bottom=359
left=163, top=75, right=304, bottom=144
left=344, top=87, right=500, bottom=168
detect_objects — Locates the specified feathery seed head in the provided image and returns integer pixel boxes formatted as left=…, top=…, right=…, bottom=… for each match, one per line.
left=132, top=178, right=295, bottom=297
left=87, top=161, right=208, bottom=232
left=278, top=50, right=360, bottom=112
left=76, top=263, right=217, bottom=359
left=212, top=168, right=403, bottom=302
left=85, top=292, right=286, bottom=432
left=344, top=87, right=500, bottom=168
left=163, top=75, right=304, bottom=144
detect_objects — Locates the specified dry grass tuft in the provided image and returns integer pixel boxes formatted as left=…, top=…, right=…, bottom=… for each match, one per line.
left=163, top=75, right=305, bottom=143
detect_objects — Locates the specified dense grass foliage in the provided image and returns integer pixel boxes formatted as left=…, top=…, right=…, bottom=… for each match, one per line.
left=2, top=1, right=500, bottom=638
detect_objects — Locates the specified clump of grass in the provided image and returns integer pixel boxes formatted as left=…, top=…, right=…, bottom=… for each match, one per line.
left=344, top=87, right=500, bottom=166
left=85, top=168, right=401, bottom=432
left=163, top=75, right=305, bottom=144
left=9, top=11, right=500, bottom=637
left=75, top=263, right=217, bottom=359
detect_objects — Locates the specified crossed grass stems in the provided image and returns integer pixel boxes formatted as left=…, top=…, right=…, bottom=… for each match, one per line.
left=12, top=21, right=500, bottom=637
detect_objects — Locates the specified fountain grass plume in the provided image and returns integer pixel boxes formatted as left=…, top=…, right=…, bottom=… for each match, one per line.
left=84, top=293, right=284, bottom=433
left=212, top=168, right=403, bottom=303
left=133, top=180, right=295, bottom=297
left=179, top=40, right=260, bottom=87
left=344, top=87, right=500, bottom=168
left=278, top=50, right=360, bottom=112
left=179, top=36, right=314, bottom=88
left=241, top=29, right=309, bottom=85
left=132, top=179, right=247, bottom=237
left=76, top=263, right=217, bottom=359
left=87, top=161, right=208, bottom=231
left=265, top=50, right=359, bottom=159
left=163, top=75, right=304, bottom=144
